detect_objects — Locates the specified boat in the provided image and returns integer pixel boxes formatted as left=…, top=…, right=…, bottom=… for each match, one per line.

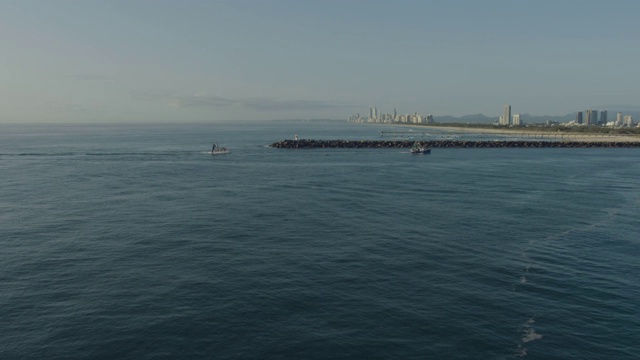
left=410, top=141, right=431, bottom=154
left=211, top=143, right=231, bottom=155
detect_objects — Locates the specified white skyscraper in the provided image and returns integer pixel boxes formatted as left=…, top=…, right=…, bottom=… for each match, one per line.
left=500, top=105, right=511, bottom=125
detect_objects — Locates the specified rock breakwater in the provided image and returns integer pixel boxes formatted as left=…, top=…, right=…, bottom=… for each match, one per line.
left=270, top=139, right=640, bottom=149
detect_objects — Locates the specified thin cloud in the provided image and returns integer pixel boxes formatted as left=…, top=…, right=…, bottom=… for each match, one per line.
left=596, top=104, right=640, bottom=112
left=168, top=95, right=238, bottom=108
left=38, top=101, right=100, bottom=112
left=141, top=93, right=358, bottom=111
left=66, top=73, right=110, bottom=81
left=242, top=98, right=354, bottom=111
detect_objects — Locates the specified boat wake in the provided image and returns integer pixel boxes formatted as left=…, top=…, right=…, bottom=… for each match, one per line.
left=516, top=317, right=543, bottom=357
left=512, top=206, right=623, bottom=357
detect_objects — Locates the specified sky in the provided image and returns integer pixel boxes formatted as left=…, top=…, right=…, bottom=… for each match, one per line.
left=1, top=0, right=639, bottom=123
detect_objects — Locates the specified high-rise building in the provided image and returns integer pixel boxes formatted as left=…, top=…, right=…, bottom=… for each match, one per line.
left=512, top=114, right=521, bottom=126
left=585, top=109, right=598, bottom=125
left=585, top=110, right=591, bottom=125
left=576, top=111, right=583, bottom=124
left=369, top=107, right=373, bottom=120
left=600, top=110, right=607, bottom=125
left=427, top=114, right=434, bottom=123
left=501, top=104, right=511, bottom=125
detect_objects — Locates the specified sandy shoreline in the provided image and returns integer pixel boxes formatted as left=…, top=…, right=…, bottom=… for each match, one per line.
left=407, top=125, right=640, bottom=142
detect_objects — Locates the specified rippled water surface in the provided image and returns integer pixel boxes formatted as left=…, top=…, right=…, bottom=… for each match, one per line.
left=1, top=121, right=639, bottom=359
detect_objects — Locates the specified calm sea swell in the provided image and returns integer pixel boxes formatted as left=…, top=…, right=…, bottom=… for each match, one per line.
left=1, top=122, right=639, bottom=359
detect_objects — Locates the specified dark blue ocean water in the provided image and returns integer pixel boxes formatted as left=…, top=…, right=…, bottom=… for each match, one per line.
left=1, top=121, right=639, bottom=359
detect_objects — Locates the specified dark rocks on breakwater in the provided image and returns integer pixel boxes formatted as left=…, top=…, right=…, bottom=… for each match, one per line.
left=270, top=139, right=640, bottom=149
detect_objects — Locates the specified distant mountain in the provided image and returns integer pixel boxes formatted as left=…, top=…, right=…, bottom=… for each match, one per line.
left=599, top=109, right=640, bottom=122
left=596, top=104, right=640, bottom=112
left=433, top=113, right=492, bottom=124
left=433, top=113, right=576, bottom=124
left=345, top=107, right=640, bottom=125
left=519, top=113, right=575, bottom=124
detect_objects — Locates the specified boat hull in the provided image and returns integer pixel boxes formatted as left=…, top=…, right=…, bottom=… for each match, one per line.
left=410, top=149, right=431, bottom=154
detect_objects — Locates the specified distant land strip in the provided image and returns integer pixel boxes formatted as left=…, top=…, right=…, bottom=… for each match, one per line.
left=270, top=140, right=640, bottom=149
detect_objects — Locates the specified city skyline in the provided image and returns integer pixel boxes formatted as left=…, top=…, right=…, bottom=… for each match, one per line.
left=348, top=106, right=433, bottom=124
left=2, top=0, right=640, bottom=123
left=349, top=103, right=636, bottom=127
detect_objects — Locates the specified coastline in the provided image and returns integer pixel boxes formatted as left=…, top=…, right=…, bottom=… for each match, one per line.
left=271, top=139, right=640, bottom=149
left=405, top=124, right=640, bottom=142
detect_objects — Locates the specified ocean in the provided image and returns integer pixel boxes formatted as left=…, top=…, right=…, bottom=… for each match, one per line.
left=1, top=121, right=638, bottom=359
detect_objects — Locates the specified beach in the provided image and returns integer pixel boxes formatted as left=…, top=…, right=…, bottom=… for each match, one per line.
left=415, top=125, right=640, bottom=142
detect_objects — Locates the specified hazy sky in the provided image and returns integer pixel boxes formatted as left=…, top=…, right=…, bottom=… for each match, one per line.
left=1, top=0, right=639, bottom=123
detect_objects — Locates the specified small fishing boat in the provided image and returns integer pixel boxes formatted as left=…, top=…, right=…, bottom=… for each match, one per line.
left=410, top=141, right=431, bottom=154
left=211, top=143, right=230, bottom=155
